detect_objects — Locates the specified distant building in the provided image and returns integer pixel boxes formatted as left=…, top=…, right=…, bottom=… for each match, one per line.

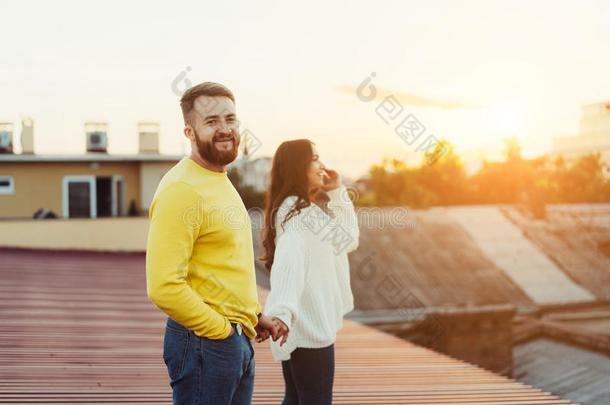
left=552, top=101, right=610, bottom=168
left=229, top=155, right=271, bottom=193
left=0, top=121, right=181, bottom=219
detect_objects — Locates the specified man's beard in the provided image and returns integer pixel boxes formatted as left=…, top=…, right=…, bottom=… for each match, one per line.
left=194, top=130, right=239, bottom=166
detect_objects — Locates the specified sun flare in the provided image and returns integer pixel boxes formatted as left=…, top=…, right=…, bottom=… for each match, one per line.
left=481, top=99, right=529, bottom=140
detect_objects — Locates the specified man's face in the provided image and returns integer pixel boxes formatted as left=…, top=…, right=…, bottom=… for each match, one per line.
left=188, top=95, right=240, bottom=166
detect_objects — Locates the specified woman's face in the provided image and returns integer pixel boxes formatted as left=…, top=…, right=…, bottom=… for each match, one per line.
left=306, top=144, right=326, bottom=190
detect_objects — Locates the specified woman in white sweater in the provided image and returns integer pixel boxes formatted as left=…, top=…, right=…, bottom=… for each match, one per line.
left=260, top=139, right=359, bottom=405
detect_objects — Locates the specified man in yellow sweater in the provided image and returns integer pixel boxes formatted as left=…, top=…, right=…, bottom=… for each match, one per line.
left=146, top=82, right=280, bottom=404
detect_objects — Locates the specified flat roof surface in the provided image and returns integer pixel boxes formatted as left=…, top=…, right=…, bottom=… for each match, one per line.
left=0, top=248, right=575, bottom=404
left=515, top=338, right=610, bottom=405
left=345, top=207, right=534, bottom=310
left=502, top=204, right=610, bottom=301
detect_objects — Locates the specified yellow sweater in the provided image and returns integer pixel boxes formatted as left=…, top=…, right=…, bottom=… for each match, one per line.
left=146, top=157, right=260, bottom=339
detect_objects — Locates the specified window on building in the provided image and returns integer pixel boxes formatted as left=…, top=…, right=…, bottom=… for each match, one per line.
left=0, top=176, right=15, bottom=194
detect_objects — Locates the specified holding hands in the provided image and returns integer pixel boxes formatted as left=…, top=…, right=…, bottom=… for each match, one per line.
left=255, top=315, right=290, bottom=346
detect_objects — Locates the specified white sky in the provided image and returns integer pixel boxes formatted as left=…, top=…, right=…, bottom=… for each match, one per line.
left=1, top=0, right=609, bottom=177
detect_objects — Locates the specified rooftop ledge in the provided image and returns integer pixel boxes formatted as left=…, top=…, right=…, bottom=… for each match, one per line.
left=0, top=153, right=183, bottom=163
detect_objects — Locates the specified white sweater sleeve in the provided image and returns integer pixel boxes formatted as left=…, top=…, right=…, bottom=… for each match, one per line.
left=263, top=226, right=307, bottom=330
left=335, top=254, right=354, bottom=315
left=326, top=185, right=360, bottom=253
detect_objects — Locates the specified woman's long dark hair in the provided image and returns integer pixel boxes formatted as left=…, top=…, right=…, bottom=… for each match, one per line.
left=260, top=139, right=314, bottom=270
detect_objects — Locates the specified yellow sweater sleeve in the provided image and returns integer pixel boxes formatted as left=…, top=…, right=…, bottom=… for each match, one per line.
left=146, top=182, right=232, bottom=339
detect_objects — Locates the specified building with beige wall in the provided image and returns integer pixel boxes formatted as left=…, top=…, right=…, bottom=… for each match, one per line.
left=552, top=101, right=610, bottom=170
left=0, top=120, right=181, bottom=219
left=0, top=154, right=180, bottom=219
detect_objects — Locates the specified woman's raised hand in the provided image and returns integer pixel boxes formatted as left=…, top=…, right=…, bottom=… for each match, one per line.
left=321, top=168, right=341, bottom=191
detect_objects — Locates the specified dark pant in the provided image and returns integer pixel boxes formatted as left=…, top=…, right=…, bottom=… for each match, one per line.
left=163, top=318, right=255, bottom=405
left=281, top=345, right=335, bottom=405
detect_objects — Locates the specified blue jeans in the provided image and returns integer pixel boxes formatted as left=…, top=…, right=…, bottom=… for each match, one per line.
left=163, top=318, right=255, bottom=405
left=281, top=345, right=335, bottom=405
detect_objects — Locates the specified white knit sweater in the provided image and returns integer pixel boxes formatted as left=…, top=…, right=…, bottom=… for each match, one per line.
left=264, top=186, right=359, bottom=361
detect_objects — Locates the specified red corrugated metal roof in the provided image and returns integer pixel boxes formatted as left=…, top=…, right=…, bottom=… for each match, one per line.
left=0, top=248, right=575, bottom=404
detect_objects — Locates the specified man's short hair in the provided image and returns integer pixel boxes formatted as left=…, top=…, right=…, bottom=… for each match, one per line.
left=180, top=82, right=235, bottom=125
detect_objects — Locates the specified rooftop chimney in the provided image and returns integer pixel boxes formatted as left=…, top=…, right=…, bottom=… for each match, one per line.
left=21, top=117, right=34, bottom=154
left=138, top=122, right=160, bottom=154
left=85, top=122, right=108, bottom=153
left=0, top=122, right=14, bottom=154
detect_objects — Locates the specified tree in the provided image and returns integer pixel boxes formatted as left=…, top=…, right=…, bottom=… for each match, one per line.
left=368, top=140, right=468, bottom=208
left=366, top=138, right=610, bottom=208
